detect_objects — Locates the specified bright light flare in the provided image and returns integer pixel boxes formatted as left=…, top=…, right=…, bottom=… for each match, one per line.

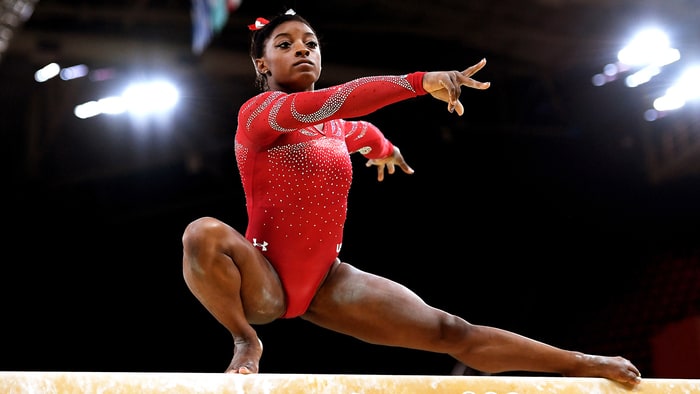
left=73, top=78, right=180, bottom=119
left=34, top=62, right=60, bottom=82
left=594, top=27, right=680, bottom=89
left=122, top=80, right=180, bottom=115
left=617, top=28, right=672, bottom=66
left=60, top=64, right=89, bottom=81
left=651, top=65, right=700, bottom=113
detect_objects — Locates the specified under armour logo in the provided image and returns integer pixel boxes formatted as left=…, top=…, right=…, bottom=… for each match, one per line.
left=253, top=238, right=268, bottom=251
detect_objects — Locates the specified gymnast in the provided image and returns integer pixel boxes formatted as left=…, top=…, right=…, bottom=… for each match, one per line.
left=181, top=8, right=642, bottom=386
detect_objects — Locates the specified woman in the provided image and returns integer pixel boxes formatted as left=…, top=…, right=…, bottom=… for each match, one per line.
left=181, top=9, right=642, bottom=385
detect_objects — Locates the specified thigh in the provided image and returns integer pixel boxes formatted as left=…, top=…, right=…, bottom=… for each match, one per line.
left=302, top=261, right=460, bottom=352
left=234, top=233, right=287, bottom=322
left=182, top=216, right=286, bottom=323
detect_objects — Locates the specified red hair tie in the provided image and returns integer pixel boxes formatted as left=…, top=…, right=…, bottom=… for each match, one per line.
left=248, top=17, right=269, bottom=31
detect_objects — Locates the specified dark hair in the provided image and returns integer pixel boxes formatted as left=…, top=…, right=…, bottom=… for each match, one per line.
left=249, top=10, right=317, bottom=91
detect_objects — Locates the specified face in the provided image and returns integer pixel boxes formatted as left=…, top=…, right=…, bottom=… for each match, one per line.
left=255, top=20, right=322, bottom=93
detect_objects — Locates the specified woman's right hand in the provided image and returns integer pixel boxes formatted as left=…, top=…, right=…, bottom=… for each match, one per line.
left=422, top=58, right=490, bottom=116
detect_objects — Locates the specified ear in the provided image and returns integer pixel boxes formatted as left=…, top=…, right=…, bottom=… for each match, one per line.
left=254, top=58, right=268, bottom=75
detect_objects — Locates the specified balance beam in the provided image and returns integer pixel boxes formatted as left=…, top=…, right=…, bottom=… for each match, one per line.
left=1, top=371, right=698, bottom=393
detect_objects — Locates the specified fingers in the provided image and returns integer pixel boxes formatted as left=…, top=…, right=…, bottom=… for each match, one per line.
left=430, top=59, right=490, bottom=114
left=463, top=58, right=487, bottom=77
left=460, top=58, right=491, bottom=90
left=365, top=157, right=414, bottom=181
left=400, top=161, right=415, bottom=175
left=438, top=80, right=455, bottom=113
left=366, top=159, right=386, bottom=182
left=378, top=162, right=397, bottom=182
left=393, top=147, right=414, bottom=175
left=378, top=160, right=413, bottom=180
left=442, top=72, right=464, bottom=114
left=454, top=99, right=464, bottom=116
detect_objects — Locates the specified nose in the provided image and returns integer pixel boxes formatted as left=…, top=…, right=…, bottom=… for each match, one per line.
left=294, top=43, right=310, bottom=57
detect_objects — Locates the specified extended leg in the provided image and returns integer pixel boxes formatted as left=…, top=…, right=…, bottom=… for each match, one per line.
left=302, top=261, right=641, bottom=386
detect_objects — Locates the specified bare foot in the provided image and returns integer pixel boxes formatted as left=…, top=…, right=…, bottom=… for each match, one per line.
left=565, top=354, right=642, bottom=386
left=225, top=337, right=263, bottom=374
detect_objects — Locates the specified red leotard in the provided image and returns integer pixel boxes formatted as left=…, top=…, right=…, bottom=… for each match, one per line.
left=235, top=72, right=427, bottom=318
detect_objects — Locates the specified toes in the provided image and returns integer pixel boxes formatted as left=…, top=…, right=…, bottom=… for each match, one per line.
left=238, top=366, right=253, bottom=374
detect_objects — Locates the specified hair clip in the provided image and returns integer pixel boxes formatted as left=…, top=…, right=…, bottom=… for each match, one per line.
left=285, top=9, right=296, bottom=15
left=248, top=17, right=269, bottom=31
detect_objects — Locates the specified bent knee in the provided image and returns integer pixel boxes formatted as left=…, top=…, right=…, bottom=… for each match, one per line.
left=183, top=217, right=236, bottom=250
left=182, top=217, right=246, bottom=267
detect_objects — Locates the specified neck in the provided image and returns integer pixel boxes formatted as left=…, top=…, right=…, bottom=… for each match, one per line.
left=268, top=81, right=315, bottom=93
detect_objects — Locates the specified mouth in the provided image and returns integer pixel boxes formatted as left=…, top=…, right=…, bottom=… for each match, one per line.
left=293, top=60, right=314, bottom=67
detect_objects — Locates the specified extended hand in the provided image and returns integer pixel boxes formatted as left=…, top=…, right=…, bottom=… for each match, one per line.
left=365, top=146, right=415, bottom=182
left=422, top=58, right=490, bottom=116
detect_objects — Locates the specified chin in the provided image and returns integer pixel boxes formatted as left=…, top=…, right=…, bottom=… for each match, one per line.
left=290, top=74, right=320, bottom=90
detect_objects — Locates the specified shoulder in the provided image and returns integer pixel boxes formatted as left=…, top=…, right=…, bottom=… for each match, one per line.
left=239, top=91, right=288, bottom=119
left=242, top=91, right=285, bottom=107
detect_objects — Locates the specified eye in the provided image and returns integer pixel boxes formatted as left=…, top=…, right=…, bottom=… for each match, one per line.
left=275, top=41, right=292, bottom=49
left=306, top=41, right=318, bottom=49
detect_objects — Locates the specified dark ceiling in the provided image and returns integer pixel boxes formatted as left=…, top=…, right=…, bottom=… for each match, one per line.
left=3, top=0, right=700, bottom=186
left=8, top=0, right=700, bottom=75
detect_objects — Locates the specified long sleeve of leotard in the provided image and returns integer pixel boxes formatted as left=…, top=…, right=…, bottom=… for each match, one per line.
left=237, top=72, right=427, bottom=148
left=341, top=119, right=394, bottom=159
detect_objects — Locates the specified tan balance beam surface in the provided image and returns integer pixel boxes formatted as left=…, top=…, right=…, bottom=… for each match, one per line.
left=1, top=371, right=698, bottom=393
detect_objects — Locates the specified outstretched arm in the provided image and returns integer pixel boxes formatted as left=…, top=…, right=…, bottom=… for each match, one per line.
left=422, top=58, right=491, bottom=115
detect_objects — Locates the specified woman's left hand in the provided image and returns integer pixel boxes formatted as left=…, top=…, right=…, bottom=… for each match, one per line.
left=365, top=146, right=415, bottom=182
